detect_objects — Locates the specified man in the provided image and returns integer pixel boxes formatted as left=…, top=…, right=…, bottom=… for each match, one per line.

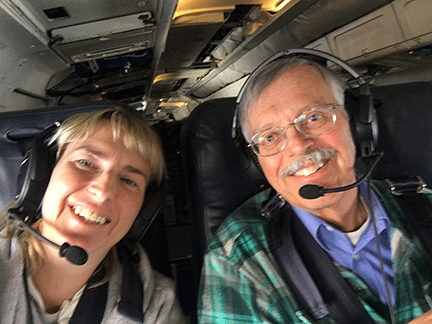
left=1, top=108, right=186, bottom=323
left=198, top=55, right=432, bottom=323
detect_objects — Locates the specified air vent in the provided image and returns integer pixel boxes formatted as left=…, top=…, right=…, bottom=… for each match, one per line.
left=43, top=7, right=70, bottom=20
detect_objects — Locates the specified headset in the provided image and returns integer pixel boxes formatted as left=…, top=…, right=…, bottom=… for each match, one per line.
left=10, top=118, right=168, bottom=245
left=231, top=48, right=379, bottom=189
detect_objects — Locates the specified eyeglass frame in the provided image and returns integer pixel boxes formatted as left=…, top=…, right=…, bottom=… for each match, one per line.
left=248, top=104, right=340, bottom=157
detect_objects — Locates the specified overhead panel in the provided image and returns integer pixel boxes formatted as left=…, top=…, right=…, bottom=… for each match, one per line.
left=25, top=0, right=156, bottom=29
left=328, top=5, right=406, bottom=62
left=50, top=12, right=155, bottom=63
left=392, top=0, right=432, bottom=48
left=4, top=0, right=164, bottom=65
left=320, top=0, right=432, bottom=67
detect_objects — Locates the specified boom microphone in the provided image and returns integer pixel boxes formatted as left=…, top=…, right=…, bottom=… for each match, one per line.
left=8, top=210, right=88, bottom=265
left=299, top=151, right=383, bottom=199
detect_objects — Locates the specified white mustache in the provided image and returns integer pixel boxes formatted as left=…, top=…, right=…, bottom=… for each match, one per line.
left=281, top=148, right=336, bottom=177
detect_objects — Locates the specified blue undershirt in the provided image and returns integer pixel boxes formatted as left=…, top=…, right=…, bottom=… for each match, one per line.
left=292, top=182, right=395, bottom=306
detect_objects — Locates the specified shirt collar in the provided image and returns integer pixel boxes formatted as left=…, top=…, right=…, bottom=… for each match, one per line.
left=292, top=181, right=391, bottom=246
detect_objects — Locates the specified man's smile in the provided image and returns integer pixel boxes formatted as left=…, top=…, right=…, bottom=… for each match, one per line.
left=281, top=148, right=336, bottom=177
left=293, top=159, right=327, bottom=176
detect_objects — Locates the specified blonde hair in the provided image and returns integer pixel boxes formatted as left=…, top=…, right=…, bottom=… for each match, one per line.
left=52, top=107, right=166, bottom=186
left=1, top=107, right=166, bottom=283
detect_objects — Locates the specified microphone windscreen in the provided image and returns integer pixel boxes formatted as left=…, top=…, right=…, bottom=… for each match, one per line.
left=299, top=184, right=324, bottom=199
left=60, top=243, right=88, bottom=265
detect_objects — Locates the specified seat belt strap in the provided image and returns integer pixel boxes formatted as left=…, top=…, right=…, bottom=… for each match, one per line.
left=265, top=190, right=374, bottom=323
left=290, top=212, right=375, bottom=324
left=69, top=281, right=108, bottom=324
left=22, top=263, right=108, bottom=324
left=117, top=244, right=145, bottom=322
left=272, top=208, right=330, bottom=320
left=71, top=245, right=144, bottom=323
left=23, top=247, right=143, bottom=324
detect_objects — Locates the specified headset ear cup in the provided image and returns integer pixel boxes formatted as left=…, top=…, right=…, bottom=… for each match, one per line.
left=123, top=180, right=168, bottom=243
left=232, top=110, right=269, bottom=189
left=344, top=89, right=362, bottom=157
left=344, top=86, right=379, bottom=159
left=243, top=143, right=269, bottom=189
left=14, top=125, right=58, bottom=223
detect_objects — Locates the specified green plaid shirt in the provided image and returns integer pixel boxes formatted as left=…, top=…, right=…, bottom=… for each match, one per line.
left=198, top=181, right=432, bottom=323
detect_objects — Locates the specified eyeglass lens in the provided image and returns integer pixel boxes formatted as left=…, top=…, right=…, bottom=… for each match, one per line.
left=251, top=105, right=336, bottom=156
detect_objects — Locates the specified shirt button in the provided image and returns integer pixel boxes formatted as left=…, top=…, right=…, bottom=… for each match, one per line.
left=325, top=225, right=333, bottom=231
left=353, top=253, right=360, bottom=260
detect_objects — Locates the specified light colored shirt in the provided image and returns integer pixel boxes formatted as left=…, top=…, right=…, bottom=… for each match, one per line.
left=26, top=275, right=85, bottom=324
left=0, top=233, right=186, bottom=324
left=293, top=182, right=395, bottom=305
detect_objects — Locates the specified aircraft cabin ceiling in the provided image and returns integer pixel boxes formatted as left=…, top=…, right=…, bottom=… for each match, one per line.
left=0, top=0, right=432, bottom=117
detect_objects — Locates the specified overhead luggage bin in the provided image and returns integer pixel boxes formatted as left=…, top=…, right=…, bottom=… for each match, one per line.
left=50, top=12, right=155, bottom=63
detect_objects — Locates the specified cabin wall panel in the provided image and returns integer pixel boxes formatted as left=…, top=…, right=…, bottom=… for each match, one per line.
left=327, top=5, right=406, bottom=62
left=0, top=4, right=68, bottom=111
left=304, top=0, right=432, bottom=68
left=392, top=0, right=432, bottom=50
left=392, top=0, right=432, bottom=39
left=0, top=50, right=68, bottom=111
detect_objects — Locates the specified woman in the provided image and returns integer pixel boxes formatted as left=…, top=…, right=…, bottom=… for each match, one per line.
left=0, top=107, right=186, bottom=323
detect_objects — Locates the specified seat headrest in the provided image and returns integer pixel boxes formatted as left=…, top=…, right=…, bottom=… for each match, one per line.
left=181, top=98, right=264, bottom=261
left=372, top=82, right=432, bottom=187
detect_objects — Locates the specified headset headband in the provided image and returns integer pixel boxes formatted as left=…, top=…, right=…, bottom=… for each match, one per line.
left=235, top=48, right=367, bottom=107
left=232, top=48, right=378, bottom=188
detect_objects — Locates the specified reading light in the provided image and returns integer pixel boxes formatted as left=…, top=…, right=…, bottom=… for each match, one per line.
left=275, top=0, right=292, bottom=11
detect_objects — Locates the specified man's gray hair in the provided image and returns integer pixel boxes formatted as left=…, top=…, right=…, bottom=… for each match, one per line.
left=238, top=56, right=346, bottom=142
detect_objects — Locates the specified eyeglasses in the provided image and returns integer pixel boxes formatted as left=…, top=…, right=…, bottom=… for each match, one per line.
left=249, top=104, right=339, bottom=157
